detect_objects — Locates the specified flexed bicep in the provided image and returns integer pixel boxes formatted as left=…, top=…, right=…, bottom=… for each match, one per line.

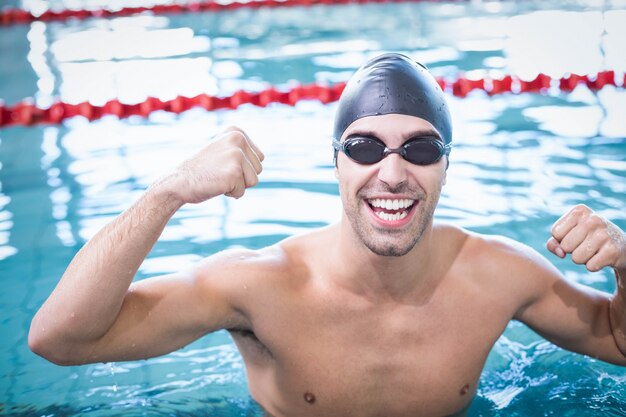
left=74, top=270, right=241, bottom=364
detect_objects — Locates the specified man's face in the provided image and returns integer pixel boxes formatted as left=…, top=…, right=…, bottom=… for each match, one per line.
left=336, top=113, right=448, bottom=257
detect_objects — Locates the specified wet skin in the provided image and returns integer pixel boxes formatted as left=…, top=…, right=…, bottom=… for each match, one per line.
left=221, top=224, right=505, bottom=417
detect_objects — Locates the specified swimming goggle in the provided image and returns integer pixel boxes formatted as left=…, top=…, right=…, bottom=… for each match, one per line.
left=333, top=136, right=451, bottom=166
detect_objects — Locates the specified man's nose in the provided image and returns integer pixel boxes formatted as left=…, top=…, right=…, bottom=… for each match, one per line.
left=376, top=154, right=408, bottom=188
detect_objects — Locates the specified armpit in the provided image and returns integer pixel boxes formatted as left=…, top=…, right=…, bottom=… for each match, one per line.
left=228, top=327, right=275, bottom=361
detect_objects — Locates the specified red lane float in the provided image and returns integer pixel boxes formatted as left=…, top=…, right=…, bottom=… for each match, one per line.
left=0, top=71, right=622, bottom=128
left=1, top=0, right=467, bottom=26
left=0, top=83, right=346, bottom=127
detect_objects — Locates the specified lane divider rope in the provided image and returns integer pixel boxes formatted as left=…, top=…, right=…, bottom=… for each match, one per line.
left=1, top=71, right=622, bottom=128
left=0, top=0, right=466, bottom=26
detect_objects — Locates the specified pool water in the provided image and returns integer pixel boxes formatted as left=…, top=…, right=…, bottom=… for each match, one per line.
left=1, top=1, right=625, bottom=416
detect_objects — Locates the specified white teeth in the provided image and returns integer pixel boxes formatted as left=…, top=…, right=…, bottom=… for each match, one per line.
left=367, top=198, right=415, bottom=222
left=375, top=211, right=409, bottom=221
left=368, top=198, right=415, bottom=210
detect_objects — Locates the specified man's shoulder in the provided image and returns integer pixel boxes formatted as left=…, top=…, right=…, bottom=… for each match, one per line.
left=463, top=230, right=540, bottom=261
left=440, top=226, right=563, bottom=317
left=188, top=241, right=309, bottom=327
left=431, top=221, right=543, bottom=260
left=193, top=226, right=330, bottom=285
left=450, top=227, right=561, bottom=286
left=193, top=244, right=291, bottom=280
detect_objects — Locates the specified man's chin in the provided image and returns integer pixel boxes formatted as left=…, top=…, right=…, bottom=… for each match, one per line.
left=363, top=240, right=415, bottom=257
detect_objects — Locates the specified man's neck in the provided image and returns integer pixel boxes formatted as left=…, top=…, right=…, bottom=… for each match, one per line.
left=329, top=220, right=441, bottom=304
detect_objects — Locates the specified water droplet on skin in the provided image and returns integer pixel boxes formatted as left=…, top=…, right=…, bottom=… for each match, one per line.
left=70, top=312, right=75, bottom=318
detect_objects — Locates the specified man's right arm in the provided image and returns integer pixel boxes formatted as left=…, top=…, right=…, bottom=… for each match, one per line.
left=28, top=127, right=264, bottom=365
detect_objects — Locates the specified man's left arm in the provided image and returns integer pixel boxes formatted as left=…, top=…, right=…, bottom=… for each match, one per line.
left=513, top=204, right=626, bottom=366
left=546, top=204, right=626, bottom=361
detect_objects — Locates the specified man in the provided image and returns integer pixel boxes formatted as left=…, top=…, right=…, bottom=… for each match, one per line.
left=29, top=53, right=626, bottom=417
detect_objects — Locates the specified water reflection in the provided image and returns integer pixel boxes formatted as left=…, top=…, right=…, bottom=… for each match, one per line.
left=525, top=105, right=603, bottom=137
left=506, top=11, right=606, bottom=78
left=14, top=1, right=625, bottom=105
left=51, top=26, right=209, bottom=62
left=58, top=57, right=217, bottom=103
left=27, top=22, right=55, bottom=104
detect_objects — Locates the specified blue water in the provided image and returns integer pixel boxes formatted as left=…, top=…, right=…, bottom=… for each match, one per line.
left=1, top=1, right=625, bottom=416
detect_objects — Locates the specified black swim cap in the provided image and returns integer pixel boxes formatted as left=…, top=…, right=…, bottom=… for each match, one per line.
left=333, top=53, right=452, bottom=145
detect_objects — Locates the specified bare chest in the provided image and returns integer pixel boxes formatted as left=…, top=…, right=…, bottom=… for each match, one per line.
left=234, top=287, right=510, bottom=417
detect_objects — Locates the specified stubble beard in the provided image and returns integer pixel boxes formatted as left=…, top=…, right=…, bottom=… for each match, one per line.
left=343, top=185, right=440, bottom=257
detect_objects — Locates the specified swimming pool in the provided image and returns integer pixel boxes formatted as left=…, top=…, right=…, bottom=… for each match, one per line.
left=1, top=0, right=625, bottom=415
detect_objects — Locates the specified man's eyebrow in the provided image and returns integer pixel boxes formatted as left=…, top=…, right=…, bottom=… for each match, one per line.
left=345, top=131, right=380, bottom=140
left=346, top=129, right=442, bottom=141
left=405, top=130, right=442, bottom=140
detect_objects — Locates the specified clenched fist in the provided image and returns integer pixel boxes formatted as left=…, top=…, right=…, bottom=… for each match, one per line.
left=547, top=204, right=626, bottom=273
left=157, top=126, right=264, bottom=205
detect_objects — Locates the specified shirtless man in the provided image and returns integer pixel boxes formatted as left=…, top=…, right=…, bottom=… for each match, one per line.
left=29, top=53, right=626, bottom=417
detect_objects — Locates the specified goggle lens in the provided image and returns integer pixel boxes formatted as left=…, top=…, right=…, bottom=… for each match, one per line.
left=345, top=138, right=385, bottom=164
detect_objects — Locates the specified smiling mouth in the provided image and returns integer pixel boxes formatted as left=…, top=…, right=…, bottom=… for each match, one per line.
left=366, top=198, right=416, bottom=222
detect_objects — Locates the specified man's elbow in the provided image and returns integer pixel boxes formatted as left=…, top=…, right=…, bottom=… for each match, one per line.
left=28, top=321, right=84, bottom=366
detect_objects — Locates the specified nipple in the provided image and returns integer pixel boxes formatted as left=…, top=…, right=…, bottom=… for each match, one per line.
left=459, top=384, right=470, bottom=396
left=304, top=392, right=316, bottom=404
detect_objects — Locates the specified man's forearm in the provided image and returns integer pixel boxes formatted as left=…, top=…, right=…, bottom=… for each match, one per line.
left=609, top=268, right=626, bottom=359
left=30, top=182, right=183, bottom=350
